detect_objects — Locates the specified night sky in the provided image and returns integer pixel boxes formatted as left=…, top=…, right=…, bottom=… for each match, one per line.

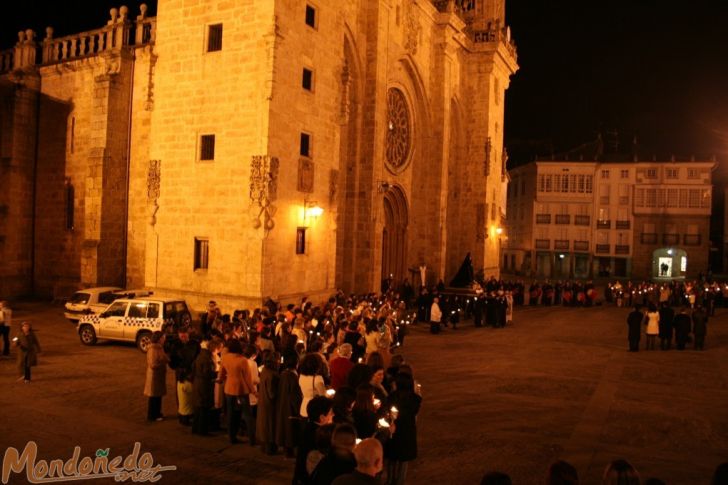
left=2, top=1, right=727, bottom=167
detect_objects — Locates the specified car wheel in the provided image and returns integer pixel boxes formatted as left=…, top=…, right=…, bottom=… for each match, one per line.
left=136, top=331, right=152, bottom=353
left=79, top=325, right=97, bottom=346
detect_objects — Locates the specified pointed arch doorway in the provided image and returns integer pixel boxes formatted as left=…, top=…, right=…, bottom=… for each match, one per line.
left=382, top=186, right=409, bottom=288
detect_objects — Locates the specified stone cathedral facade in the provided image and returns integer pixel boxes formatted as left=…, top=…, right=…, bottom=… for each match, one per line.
left=0, top=0, right=517, bottom=309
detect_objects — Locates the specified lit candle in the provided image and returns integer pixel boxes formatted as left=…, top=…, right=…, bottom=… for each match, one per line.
left=326, top=389, right=336, bottom=397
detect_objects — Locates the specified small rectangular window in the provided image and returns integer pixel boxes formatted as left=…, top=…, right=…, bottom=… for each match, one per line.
left=302, top=68, right=313, bottom=91
left=296, top=228, right=307, bottom=254
left=300, top=132, right=311, bottom=157
left=620, top=169, right=629, bottom=178
left=207, top=24, right=223, bottom=52
left=200, top=134, right=215, bottom=161
left=687, top=168, right=699, bottom=179
left=65, top=182, right=75, bottom=231
left=666, top=168, right=678, bottom=179
left=646, top=168, right=657, bottom=178
left=194, top=238, right=209, bottom=270
left=601, top=170, right=609, bottom=179
left=70, top=116, right=75, bottom=154
left=305, top=5, right=317, bottom=28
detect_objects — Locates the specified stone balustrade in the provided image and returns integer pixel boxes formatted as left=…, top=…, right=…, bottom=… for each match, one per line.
left=0, top=4, right=155, bottom=73
left=471, top=24, right=518, bottom=60
left=0, top=49, right=13, bottom=73
left=430, top=0, right=516, bottom=59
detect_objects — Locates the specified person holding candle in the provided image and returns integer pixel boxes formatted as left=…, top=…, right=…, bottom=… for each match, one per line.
left=384, top=371, right=421, bottom=485
left=299, top=353, right=327, bottom=418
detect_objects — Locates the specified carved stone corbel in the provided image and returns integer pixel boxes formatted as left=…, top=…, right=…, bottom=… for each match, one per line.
left=146, top=159, right=160, bottom=226
left=249, top=155, right=280, bottom=233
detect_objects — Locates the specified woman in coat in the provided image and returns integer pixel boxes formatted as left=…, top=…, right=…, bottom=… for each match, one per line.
left=275, top=352, right=303, bottom=458
left=645, top=303, right=660, bottom=350
left=191, top=340, right=219, bottom=435
left=15, top=321, right=41, bottom=383
left=385, top=372, right=422, bottom=485
left=144, top=332, right=169, bottom=421
left=257, top=350, right=280, bottom=454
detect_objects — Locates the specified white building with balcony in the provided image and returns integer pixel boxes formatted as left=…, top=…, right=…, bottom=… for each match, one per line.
left=505, top=157, right=715, bottom=280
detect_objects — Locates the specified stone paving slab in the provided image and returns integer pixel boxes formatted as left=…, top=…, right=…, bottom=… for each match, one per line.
left=1, top=302, right=727, bottom=484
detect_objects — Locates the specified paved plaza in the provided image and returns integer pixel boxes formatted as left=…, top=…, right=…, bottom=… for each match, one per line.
left=1, top=302, right=727, bottom=484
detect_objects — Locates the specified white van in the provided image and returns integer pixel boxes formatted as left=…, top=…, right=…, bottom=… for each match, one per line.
left=64, top=287, right=122, bottom=322
left=64, top=287, right=153, bottom=322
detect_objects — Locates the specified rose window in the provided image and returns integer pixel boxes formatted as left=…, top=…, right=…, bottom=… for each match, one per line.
left=385, top=88, right=412, bottom=172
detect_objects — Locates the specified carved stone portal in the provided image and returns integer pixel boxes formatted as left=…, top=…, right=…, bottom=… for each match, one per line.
left=250, top=155, right=280, bottom=232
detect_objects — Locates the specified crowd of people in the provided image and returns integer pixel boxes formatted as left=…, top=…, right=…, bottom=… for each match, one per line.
left=607, top=279, right=724, bottom=314
left=626, top=302, right=710, bottom=351
left=142, top=292, right=422, bottom=485
left=480, top=458, right=728, bottom=484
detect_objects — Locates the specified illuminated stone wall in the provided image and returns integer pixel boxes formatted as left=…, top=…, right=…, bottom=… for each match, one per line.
left=144, top=0, right=275, bottom=310
left=0, top=0, right=517, bottom=308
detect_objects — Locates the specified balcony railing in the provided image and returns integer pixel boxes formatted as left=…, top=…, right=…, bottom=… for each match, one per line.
left=574, top=215, right=590, bottom=226
left=615, top=245, right=630, bottom=254
left=535, top=214, right=551, bottom=224
left=683, top=234, right=701, bottom=246
left=0, top=48, right=13, bottom=74
left=596, top=220, right=611, bottom=229
left=662, top=234, right=680, bottom=245
left=573, top=240, right=590, bottom=252
left=595, top=244, right=610, bottom=254
left=0, top=5, right=156, bottom=74
left=554, top=240, right=569, bottom=250
left=615, top=220, right=631, bottom=229
left=555, top=214, right=570, bottom=225
left=640, top=233, right=657, bottom=244
left=535, top=239, right=550, bottom=249
left=432, top=0, right=476, bottom=22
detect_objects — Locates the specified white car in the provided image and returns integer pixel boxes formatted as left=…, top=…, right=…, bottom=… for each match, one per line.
left=64, top=287, right=153, bottom=322
left=77, top=297, right=192, bottom=352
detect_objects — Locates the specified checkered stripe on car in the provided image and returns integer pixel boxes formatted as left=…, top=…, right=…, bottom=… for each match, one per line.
left=79, top=315, right=101, bottom=324
left=122, top=318, right=162, bottom=329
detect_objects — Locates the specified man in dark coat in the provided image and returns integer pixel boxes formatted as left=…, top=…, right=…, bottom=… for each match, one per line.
left=658, top=302, right=675, bottom=350
left=626, top=306, right=644, bottom=352
left=276, top=353, right=303, bottom=458
left=692, top=304, right=708, bottom=350
left=673, top=307, right=692, bottom=350
left=191, top=341, right=218, bottom=435
left=311, top=424, right=357, bottom=484
left=257, top=352, right=280, bottom=454
left=473, top=294, right=485, bottom=327
left=294, top=396, right=334, bottom=485
left=168, top=329, right=201, bottom=425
